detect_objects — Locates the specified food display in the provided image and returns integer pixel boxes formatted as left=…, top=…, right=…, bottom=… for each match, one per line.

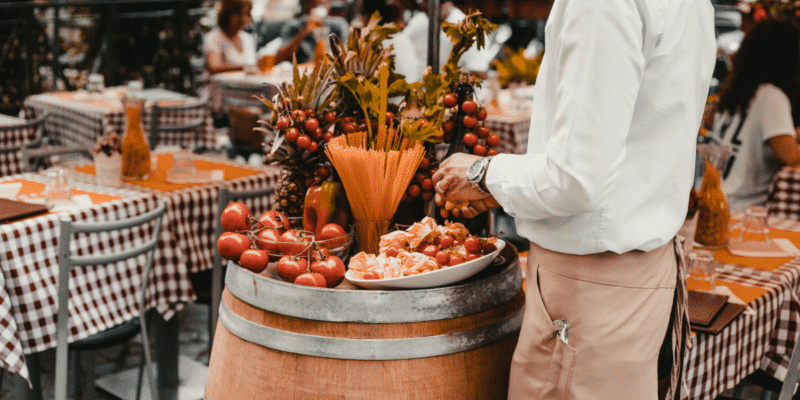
left=347, top=217, right=500, bottom=283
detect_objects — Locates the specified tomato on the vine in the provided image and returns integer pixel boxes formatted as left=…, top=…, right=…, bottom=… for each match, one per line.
left=487, top=133, right=501, bottom=148
left=473, top=143, right=487, bottom=156
left=276, top=118, right=290, bottom=130
left=463, top=115, right=478, bottom=129
left=463, top=133, right=478, bottom=147
left=296, top=135, right=312, bottom=149
left=286, top=127, right=300, bottom=143
left=443, top=94, right=458, bottom=108
left=477, top=126, right=491, bottom=139
left=304, top=118, right=319, bottom=132
left=461, top=100, right=478, bottom=114
left=221, top=202, right=252, bottom=232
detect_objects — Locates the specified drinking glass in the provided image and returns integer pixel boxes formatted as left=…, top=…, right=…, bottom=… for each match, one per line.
left=44, top=167, right=72, bottom=205
left=687, top=249, right=717, bottom=292
left=738, top=205, right=770, bottom=245
left=87, top=73, right=105, bottom=94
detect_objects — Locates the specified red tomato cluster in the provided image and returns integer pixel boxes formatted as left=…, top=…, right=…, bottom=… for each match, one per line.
left=274, top=101, right=338, bottom=179
left=441, top=94, right=499, bottom=157
left=216, top=202, right=349, bottom=288
left=402, top=155, right=436, bottom=202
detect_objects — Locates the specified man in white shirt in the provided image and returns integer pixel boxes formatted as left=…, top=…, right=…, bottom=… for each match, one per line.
left=432, top=0, right=716, bottom=398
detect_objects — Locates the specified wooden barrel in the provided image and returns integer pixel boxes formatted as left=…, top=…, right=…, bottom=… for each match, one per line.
left=205, top=244, right=524, bottom=400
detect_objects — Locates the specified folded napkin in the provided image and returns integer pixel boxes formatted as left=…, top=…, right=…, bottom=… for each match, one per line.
left=714, top=284, right=756, bottom=316
left=50, top=194, right=93, bottom=213
left=0, top=182, right=23, bottom=200
left=727, top=238, right=800, bottom=258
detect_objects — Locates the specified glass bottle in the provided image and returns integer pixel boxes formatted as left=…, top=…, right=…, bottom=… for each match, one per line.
left=694, top=144, right=731, bottom=248
left=120, top=97, right=152, bottom=180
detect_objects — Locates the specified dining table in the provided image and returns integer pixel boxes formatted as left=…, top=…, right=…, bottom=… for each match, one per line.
left=767, top=166, right=800, bottom=222
left=20, top=87, right=216, bottom=150
left=0, top=173, right=188, bottom=394
left=209, top=69, right=293, bottom=114
left=679, top=215, right=800, bottom=399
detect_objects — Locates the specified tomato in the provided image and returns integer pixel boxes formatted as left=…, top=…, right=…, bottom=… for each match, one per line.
left=279, top=229, right=313, bottom=256
left=463, top=133, right=478, bottom=147
left=276, top=118, right=290, bottom=130
left=442, top=120, right=455, bottom=133
left=421, top=244, right=439, bottom=258
left=324, top=112, right=336, bottom=123
left=487, top=133, right=501, bottom=148
left=461, top=100, right=478, bottom=114
left=255, top=228, right=282, bottom=252
left=363, top=271, right=380, bottom=280
left=239, top=249, right=270, bottom=273
left=220, top=202, right=251, bottom=232
left=463, top=115, right=478, bottom=129
left=316, top=166, right=331, bottom=180
left=487, top=148, right=498, bottom=156
left=296, top=135, right=311, bottom=149
left=419, top=157, right=430, bottom=169
left=435, top=251, right=450, bottom=266
left=477, top=108, right=488, bottom=121
left=276, top=255, right=308, bottom=282
left=464, top=236, right=482, bottom=254
left=467, top=253, right=480, bottom=262
left=477, top=125, right=491, bottom=139
left=217, top=232, right=252, bottom=261
left=407, top=184, right=421, bottom=198
left=439, top=235, right=454, bottom=250
left=257, top=210, right=290, bottom=231
left=304, top=118, right=319, bottom=132
left=443, top=94, right=458, bottom=108
left=420, top=191, right=433, bottom=202
left=294, top=272, right=328, bottom=288
left=291, top=109, right=306, bottom=121
left=306, top=141, right=319, bottom=153
left=385, top=246, right=400, bottom=257
left=317, top=223, right=348, bottom=250
left=285, top=127, right=300, bottom=143
left=448, top=256, right=464, bottom=266
left=472, top=144, right=487, bottom=156
left=310, top=255, right=346, bottom=287
left=386, top=111, right=395, bottom=123
left=420, top=178, right=434, bottom=191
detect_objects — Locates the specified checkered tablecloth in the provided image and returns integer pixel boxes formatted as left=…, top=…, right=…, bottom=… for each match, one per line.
left=71, top=153, right=281, bottom=274
left=0, top=174, right=195, bottom=384
left=0, top=115, right=41, bottom=178
left=21, top=88, right=216, bottom=150
left=767, top=166, right=800, bottom=222
left=485, top=111, right=530, bottom=155
left=682, top=216, right=800, bottom=399
left=208, top=70, right=291, bottom=113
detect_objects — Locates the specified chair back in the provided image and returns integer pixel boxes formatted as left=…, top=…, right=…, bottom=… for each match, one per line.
left=0, top=113, right=46, bottom=176
left=149, top=99, right=209, bottom=152
left=779, top=338, right=800, bottom=400
left=54, top=201, right=167, bottom=400
left=218, top=80, right=276, bottom=113
left=209, top=186, right=275, bottom=350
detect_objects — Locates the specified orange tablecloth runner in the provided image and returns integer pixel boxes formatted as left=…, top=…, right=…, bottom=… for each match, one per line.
left=706, top=228, right=800, bottom=272
left=73, top=153, right=265, bottom=192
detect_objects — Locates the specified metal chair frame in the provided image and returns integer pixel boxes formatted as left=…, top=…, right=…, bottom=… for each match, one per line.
left=208, top=186, right=275, bottom=355
left=55, top=201, right=167, bottom=400
left=149, top=99, right=209, bottom=152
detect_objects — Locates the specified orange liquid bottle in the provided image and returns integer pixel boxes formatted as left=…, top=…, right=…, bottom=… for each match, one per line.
left=120, top=97, right=152, bottom=179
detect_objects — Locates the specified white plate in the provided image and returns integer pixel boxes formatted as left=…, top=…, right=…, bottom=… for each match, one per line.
left=345, top=239, right=506, bottom=290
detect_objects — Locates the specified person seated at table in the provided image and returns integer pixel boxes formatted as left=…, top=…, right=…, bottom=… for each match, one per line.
left=273, top=0, right=349, bottom=64
left=708, top=19, right=800, bottom=211
left=204, top=0, right=258, bottom=74
left=360, top=2, right=422, bottom=82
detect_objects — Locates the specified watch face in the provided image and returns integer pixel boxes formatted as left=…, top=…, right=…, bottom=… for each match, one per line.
left=467, top=159, right=483, bottom=182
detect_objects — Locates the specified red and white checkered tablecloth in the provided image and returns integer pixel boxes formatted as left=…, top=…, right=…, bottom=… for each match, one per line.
left=682, top=216, right=800, bottom=399
left=485, top=111, right=530, bottom=155
left=21, top=88, right=216, bottom=150
left=208, top=70, right=293, bottom=113
left=767, top=166, right=800, bottom=222
left=0, top=174, right=196, bottom=384
left=0, top=115, right=42, bottom=178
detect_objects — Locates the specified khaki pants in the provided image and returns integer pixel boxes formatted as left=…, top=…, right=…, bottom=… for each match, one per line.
left=508, top=239, right=679, bottom=399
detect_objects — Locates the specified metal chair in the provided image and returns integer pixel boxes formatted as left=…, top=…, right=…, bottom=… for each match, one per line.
left=53, top=201, right=167, bottom=400
left=0, top=113, right=46, bottom=176
left=206, top=186, right=275, bottom=355
left=149, top=99, right=209, bottom=153
left=218, top=80, right=277, bottom=160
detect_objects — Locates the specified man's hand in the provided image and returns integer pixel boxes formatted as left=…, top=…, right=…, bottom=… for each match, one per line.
left=432, top=153, right=500, bottom=218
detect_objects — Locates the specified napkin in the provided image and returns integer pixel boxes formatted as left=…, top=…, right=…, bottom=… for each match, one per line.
left=715, top=284, right=756, bottom=316
left=50, top=194, right=93, bottom=213
left=0, top=182, right=22, bottom=200
left=727, top=238, right=800, bottom=258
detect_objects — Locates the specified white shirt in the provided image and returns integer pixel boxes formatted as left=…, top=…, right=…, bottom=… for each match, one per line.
left=709, top=83, right=795, bottom=211
left=203, top=28, right=258, bottom=67
left=385, top=32, right=422, bottom=83
left=485, top=0, right=716, bottom=254
left=403, top=11, right=430, bottom=75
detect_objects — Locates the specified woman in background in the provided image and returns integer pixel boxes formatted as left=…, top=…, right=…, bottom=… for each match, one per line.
left=708, top=19, right=800, bottom=211
left=204, top=0, right=257, bottom=74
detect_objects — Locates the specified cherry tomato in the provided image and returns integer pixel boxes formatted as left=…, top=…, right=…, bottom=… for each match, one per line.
left=487, top=133, right=501, bottom=148
left=420, top=178, right=434, bottom=191
left=442, top=121, right=455, bottom=133
left=306, top=141, right=319, bottom=153
left=473, top=143, right=487, bottom=156
left=386, top=246, right=400, bottom=257
left=463, top=115, right=478, bottom=128
left=464, top=236, right=482, bottom=254
left=285, top=127, right=300, bottom=143
left=463, top=133, right=478, bottom=147
left=477, top=126, right=491, bottom=139
left=296, top=135, right=311, bottom=149
left=439, top=235, right=455, bottom=250
left=407, top=184, right=421, bottom=198
left=477, top=108, right=488, bottom=121
left=461, top=100, right=478, bottom=114
left=324, top=112, right=337, bottom=123
left=435, top=251, right=451, bottom=266
left=421, top=244, right=439, bottom=258
left=304, top=118, right=319, bottom=132
left=239, top=249, right=270, bottom=273
left=276, top=118, right=290, bottom=130
left=443, top=94, right=458, bottom=108
left=220, top=202, right=251, bottom=232
left=487, top=148, right=499, bottom=156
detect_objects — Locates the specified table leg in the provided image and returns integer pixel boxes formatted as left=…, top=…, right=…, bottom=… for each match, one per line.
left=12, top=352, right=43, bottom=400
left=154, top=311, right=180, bottom=400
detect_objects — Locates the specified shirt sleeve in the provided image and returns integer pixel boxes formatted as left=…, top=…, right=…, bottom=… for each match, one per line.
left=754, top=84, right=795, bottom=141
left=485, top=0, right=646, bottom=220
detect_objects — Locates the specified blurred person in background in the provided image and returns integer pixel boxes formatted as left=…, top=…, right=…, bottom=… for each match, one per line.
left=361, top=1, right=422, bottom=82
left=707, top=19, right=800, bottom=211
left=275, top=0, right=349, bottom=64
left=204, top=0, right=258, bottom=74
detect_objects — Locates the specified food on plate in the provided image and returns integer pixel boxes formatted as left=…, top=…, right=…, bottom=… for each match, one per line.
left=347, top=217, right=498, bottom=280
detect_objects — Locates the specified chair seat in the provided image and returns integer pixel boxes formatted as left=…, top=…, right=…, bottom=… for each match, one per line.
left=70, top=318, right=141, bottom=352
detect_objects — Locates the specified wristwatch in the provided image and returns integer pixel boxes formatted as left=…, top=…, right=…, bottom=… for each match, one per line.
left=467, top=156, right=494, bottom=195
